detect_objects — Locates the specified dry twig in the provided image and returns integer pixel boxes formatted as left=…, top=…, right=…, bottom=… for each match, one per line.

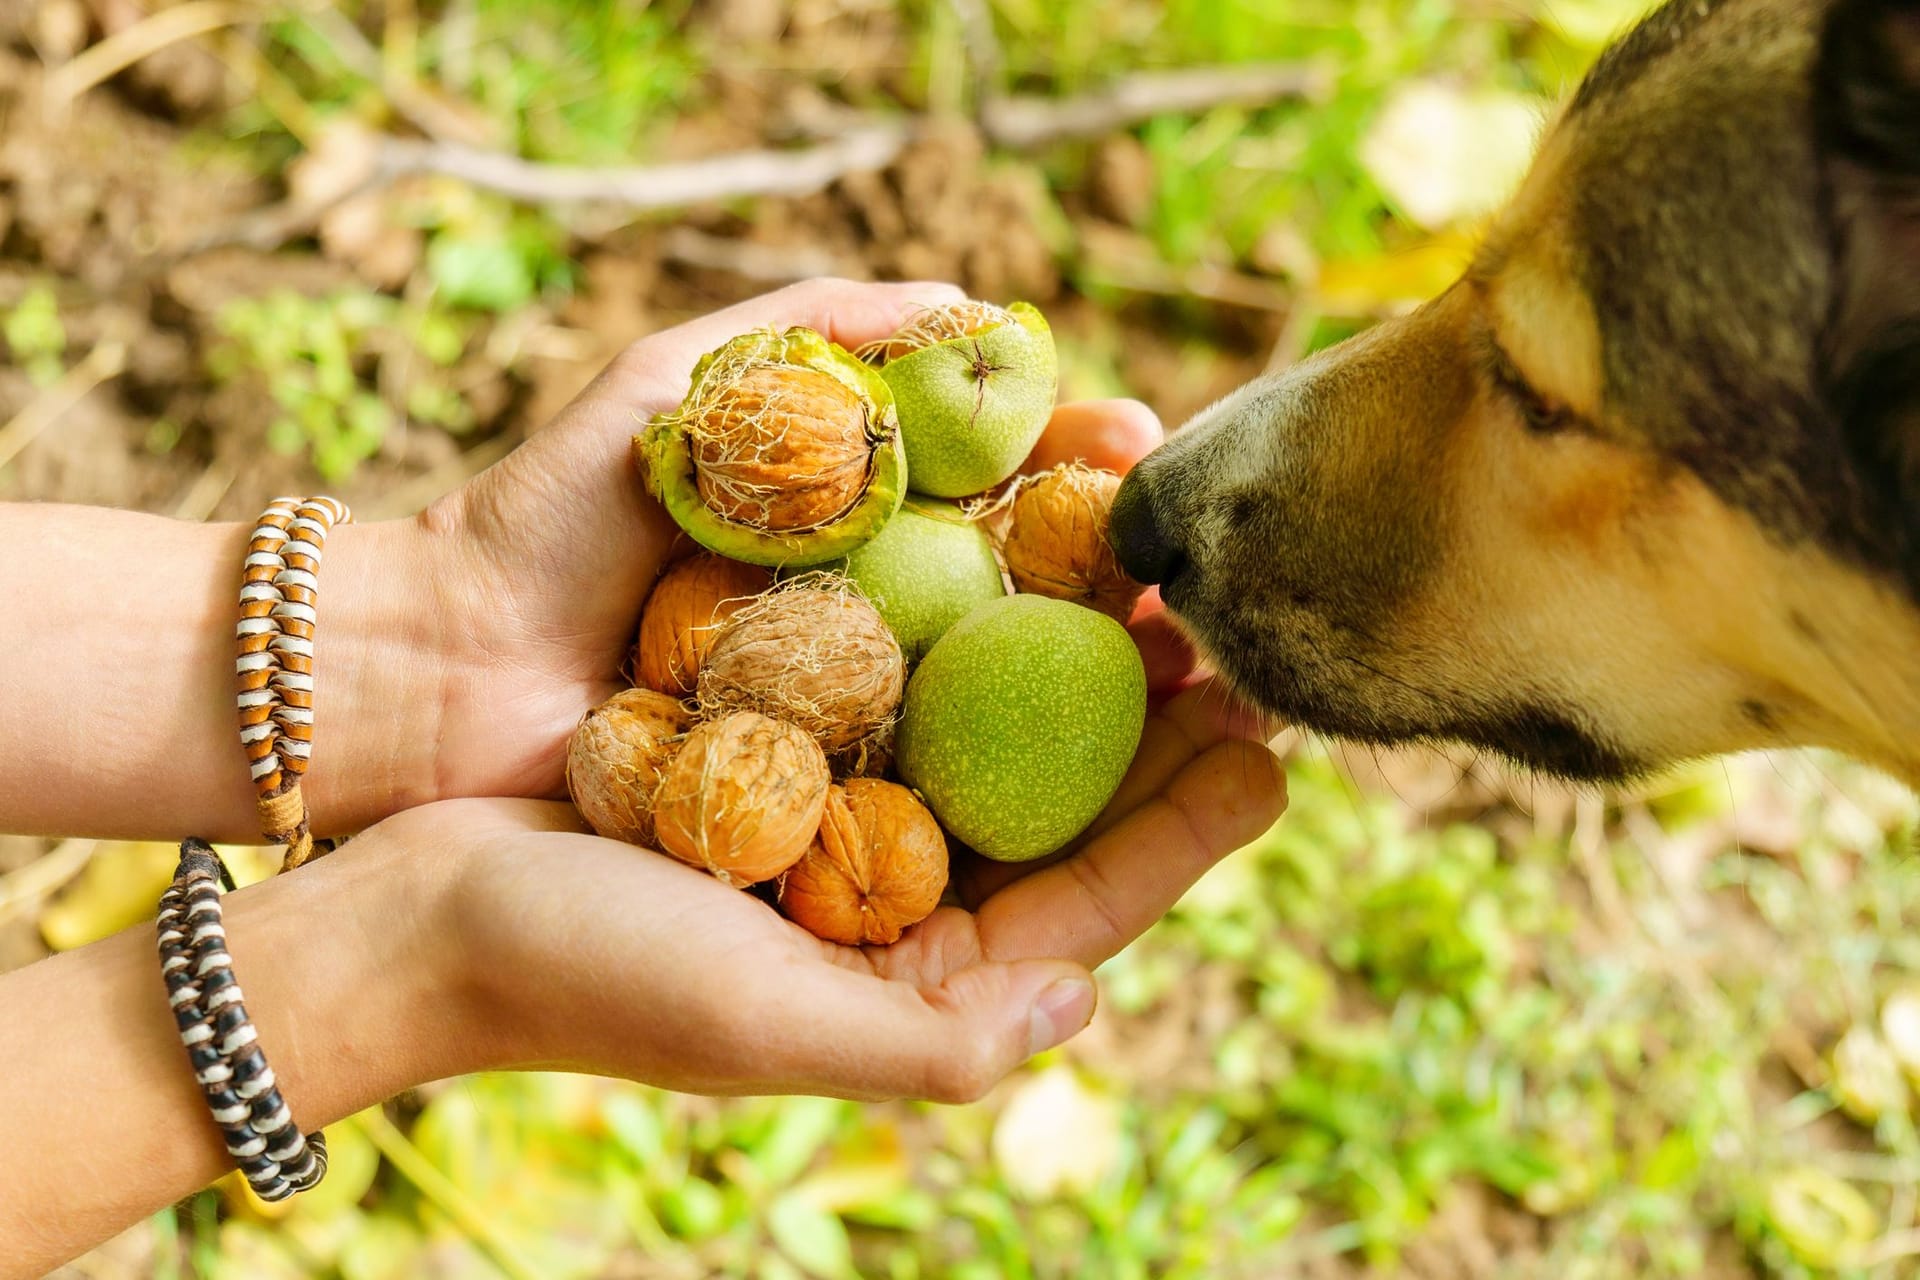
left=0, top=840, right=95, bottom=928
left=166, top=59, right=1325, bottom=257
left=980, top=63, right=1330, bottom=148
left=371, top=124, right=915, bottom=212
left=40, top=0, right=251, bottom=105
left=0, top=340, right=130, bottom=472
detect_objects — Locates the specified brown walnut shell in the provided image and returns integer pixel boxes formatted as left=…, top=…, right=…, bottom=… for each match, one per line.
left=697, top=583, right=905, bottom=757
left=1001, top=463, right=1145, bottom=625
left=652, top=711, right=831, bottom=887
left=689, top=363, right=874, bottom=532
left=565, top=688, right=693, bottom=847
left=779, top=779, right=949, bottom=946
left=634, top=553, right=774, bottom=696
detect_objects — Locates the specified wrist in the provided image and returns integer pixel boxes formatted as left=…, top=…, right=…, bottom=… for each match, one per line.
left=299, top=515, right=458, bottom=834
left=240, top=813, right=489, bottom=1093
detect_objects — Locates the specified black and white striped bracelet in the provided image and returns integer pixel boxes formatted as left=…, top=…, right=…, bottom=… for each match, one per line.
left=157, top=839, right=327, bottom=1201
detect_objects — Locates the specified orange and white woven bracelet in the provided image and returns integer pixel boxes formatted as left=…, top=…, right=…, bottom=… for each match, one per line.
left=235, top=495, right=352, bottom=872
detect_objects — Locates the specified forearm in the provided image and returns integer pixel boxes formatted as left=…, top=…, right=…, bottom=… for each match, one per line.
left=0, top=504, right=450, bottom=840
left=0, top=828, right=479, bottom=1277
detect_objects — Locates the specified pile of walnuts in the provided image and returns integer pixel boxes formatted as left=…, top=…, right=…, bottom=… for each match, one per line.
left=567, top=305, right=1143, bottom=947
left=568, top=565, right=942, bottom=945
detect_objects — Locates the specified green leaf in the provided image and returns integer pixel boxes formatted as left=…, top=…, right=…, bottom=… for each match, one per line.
left=3, top=283, right=66, bottom=373
left=207, top=1222, right=309, bottom=1280
left=754, top=1097, right=848, bottom=1185
left=603, top=1093, right=667, bottom=1171
left=767, top=1193, right=858, bottom=1280
left=337, top=1214, right=427, bottom=1280
left=658, top=1177, right=728, bottom=1241
left=428, top=233, right=537, bottom=312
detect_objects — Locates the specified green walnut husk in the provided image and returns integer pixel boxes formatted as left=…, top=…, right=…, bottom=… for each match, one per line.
left=859, top=301, right=1058, bottom=499
left=896, top=594, right=1145, bottom=863
left=636, top=327, right=906, bottom=568
left=825, top=498, right=1008, bottom=664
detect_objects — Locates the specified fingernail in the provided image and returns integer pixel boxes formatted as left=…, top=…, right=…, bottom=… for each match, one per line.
left=1028, top=978, right=1096, bottom=1056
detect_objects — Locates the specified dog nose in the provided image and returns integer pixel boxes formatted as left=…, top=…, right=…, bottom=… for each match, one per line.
left=1109, top=469, right=1187, bottom=586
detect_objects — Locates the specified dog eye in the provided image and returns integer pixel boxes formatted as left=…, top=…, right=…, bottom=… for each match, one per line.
left=1481, top=336, right=1580, bottom=436
left=1519, top=392, right=1571, bottom=435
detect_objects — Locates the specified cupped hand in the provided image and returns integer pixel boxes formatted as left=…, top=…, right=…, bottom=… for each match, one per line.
left=421, top=277, right=1212, bottom=805
left=424, top=678, right=1282, bottom=1100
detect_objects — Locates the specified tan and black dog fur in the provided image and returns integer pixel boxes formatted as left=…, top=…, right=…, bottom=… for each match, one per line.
left=1111, top=0, right=1920, bottom=786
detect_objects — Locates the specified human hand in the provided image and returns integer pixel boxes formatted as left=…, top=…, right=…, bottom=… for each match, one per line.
left=418, top=684, right=1282, bottom=1099
left=400, top=277, right=1225, bottom=813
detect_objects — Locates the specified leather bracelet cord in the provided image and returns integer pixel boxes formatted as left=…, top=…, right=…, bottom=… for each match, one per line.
left=158, top=840, right=327, bottom=1201
left=235, top=496, right=352, bottom=872
left=149, top=494, right=353, bottom=1202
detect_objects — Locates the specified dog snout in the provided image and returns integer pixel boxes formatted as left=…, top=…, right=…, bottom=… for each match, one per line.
left=1109, top=468, right=1189, bottom=586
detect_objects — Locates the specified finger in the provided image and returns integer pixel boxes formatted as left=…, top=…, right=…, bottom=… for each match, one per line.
left=1020, top=399, right=1165, bottom=476
left=1129, top=595, right=1204, bottom=691
left=600, top=278, right=969, bottom=410
left=1089, top=678, right=1280, bottom=837
left=955, top=679, right=1279, bottom=904
left=972, top=739, right=1286, bottom=969
left=747, top=956, right=1098, bottom=1103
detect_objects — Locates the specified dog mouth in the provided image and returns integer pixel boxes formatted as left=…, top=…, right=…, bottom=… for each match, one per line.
left=1163, top=584, right=1645, bottom=782
left=1153, top=550, right=1195, bottom=609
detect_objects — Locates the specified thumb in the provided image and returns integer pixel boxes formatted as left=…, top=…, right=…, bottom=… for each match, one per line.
left=764, top=957, right=1097, bottom=1103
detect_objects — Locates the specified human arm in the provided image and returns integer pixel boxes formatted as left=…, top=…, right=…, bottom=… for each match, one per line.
left=0, top=505, right=447, bottom=840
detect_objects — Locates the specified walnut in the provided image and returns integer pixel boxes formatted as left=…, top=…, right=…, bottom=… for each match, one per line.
left=1001, top=463, right=1144, bottom=624
left=651, top=711, right=830, bottom=887
left=634, top=553, right=773, bottom=696
left=697, top=578, right=905, bottom=759
left=779, top=779, right=949, bottom=945
left=634, top=327, right=906, bottom=569
left=565, top=689, right=693, bottom=847
left=689, top=362, right=874, bottom=532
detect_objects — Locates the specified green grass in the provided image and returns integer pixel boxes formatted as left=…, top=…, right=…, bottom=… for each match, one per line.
left=150, top=747, right=1920, bottom=1279
left=207, top=289, right=474, bottom=480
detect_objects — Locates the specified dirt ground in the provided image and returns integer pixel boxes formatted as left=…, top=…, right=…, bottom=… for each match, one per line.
left=0, top=34, right=1278, bottom=528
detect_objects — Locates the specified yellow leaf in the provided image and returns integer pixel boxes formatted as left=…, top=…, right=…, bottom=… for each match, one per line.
left=222, top=1108, right=385, bottom=1222
left=37, top=842, right=178, bottom=951
left=1765, top=1167, right=1878, bottom=1269
left=1361, top=82, right=1544, bottom=231
left=34, top=841, right=278, bottom=953
left=991, top=1066, right=1124, bottom=1200
left=218, top=844, right=282, bottom=888
left=1315, top=230, right=1479, bottom=314
left=1539, top=0, right=1663, bottom=49
left=795, top=1123, right=911, bottom=1214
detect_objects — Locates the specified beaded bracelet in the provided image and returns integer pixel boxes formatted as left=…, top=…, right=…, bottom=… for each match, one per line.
left=152, top=494, right=352, bottom=1201
left=235, top=496, right=352, bottom=872
left=158, top=840, right=327, bottom=1201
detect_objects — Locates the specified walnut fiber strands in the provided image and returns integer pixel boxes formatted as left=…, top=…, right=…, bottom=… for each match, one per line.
left=676, top=350, right=875, bottom=533
left=854, top=300, right=1014, bottom=365
left=235, top=496, right=351, bottom=871
left=696, top=578, right=905, bottom=757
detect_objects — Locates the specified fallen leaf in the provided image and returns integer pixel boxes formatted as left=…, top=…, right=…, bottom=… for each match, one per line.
left=990, top=1065, right=1124, bottom=1200
left=1361, top=81, right=1543, bottom=230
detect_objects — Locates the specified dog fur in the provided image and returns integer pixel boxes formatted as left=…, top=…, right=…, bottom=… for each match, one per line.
left=1111, top=0, right=1920, bottom=787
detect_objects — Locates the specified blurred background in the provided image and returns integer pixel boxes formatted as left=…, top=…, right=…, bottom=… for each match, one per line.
left=5, top=1, right=1919, bottom=1277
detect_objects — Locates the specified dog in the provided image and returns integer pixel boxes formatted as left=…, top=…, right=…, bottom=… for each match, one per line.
left=1110, top=0, right=1920, bottom=788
